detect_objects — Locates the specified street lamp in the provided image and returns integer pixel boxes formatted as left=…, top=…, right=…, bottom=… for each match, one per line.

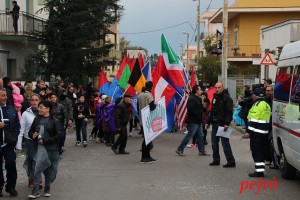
left=182, top=32, right=189, bottom=70
left=193, top=0, right=200, bottom=72
left=179, top=42, right=184, bottom=60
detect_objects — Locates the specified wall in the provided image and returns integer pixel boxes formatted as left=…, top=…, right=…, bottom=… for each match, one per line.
left=228, top=12, right=300, bottom=56
left=232, top=0, right=300, bottom=8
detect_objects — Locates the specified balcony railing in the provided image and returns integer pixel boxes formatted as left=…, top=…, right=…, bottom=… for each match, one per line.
left=0, top=10, right=45, bottom=37
left=106, top=48, right=122, bottom=61
left=229, top=45, right=261, bottom=58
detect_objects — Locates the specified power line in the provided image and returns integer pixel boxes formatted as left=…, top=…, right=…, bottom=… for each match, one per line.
left=119, top=21, right=195, bottom=35
left=206, top=0, right=213, bottom=12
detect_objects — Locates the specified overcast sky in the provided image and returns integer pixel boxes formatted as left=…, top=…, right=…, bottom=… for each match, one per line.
left=119, top=0, right=234, bottom=56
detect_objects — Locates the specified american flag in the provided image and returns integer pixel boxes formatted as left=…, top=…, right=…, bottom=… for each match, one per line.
left=175, top=92, right=188, bottom=130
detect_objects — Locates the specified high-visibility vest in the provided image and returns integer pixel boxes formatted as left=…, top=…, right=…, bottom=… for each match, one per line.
left=247, top=99, right=271, bottom=134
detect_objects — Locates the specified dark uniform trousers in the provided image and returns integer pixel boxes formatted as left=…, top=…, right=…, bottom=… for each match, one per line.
left=250, top=131, right=268, bottom=172
left=0, top=145, right=17, bottom=190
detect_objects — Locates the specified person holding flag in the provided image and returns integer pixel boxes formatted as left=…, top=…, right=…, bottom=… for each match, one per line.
left=138, top=81, right=157, bottom=163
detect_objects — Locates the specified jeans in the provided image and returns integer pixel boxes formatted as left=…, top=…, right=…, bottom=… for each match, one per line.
left=33, top=150, right=60, bottom=189
left=177, top=123, right=205, bottom=153
left=75, top=120, right=87, bottom=142
left=24, top=138, right=42, bottom=182
left=12, top=14, right=19, bottom=33
left=211, top=123, right=235, bottom=164
left=59, top=123, right=66, bottom=150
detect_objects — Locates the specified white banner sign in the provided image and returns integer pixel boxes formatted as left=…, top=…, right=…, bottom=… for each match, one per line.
left=141, top=96, right=167, bottom=145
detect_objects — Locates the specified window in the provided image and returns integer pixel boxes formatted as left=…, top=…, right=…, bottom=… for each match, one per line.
left=291, top=65, right=300, bottom=103
left=274, top=66, right=292, bottom=102
left=38, top=0, right=45, bottom=5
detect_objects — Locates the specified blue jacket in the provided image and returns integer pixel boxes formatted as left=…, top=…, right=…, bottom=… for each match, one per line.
left=0, top=105, right=20, bottom=147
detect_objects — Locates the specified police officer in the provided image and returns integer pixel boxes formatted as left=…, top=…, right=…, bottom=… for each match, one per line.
left=247, top=88, right=271, bottom=177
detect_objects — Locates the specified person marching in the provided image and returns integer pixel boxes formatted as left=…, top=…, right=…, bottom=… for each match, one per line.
left=73, top=94, right=90, bottom=147
left=176, top=85, right=209, bottom=156
left=28, top=100, right=60, bottom=198
left=111, top=94, right=132, bottom=154
left=16, top=94, right=42, bottom=189
left=247, top=88, right=271, bottom=177
left=137, top=81, right=157, bottom=163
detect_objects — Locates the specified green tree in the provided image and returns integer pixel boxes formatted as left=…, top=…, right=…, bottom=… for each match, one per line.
left=198, top=56, right=221, bottom=86
left=120, top=36, right=131, bottom=56
left=36, top=0, right=123, bottom=83
left=203, top=35, right=217, bottom=56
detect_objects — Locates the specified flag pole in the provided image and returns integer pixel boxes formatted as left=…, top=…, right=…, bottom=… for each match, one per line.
left=122, top=85, right=130, bottom=96
left=111, top=85, right=119, bottom=101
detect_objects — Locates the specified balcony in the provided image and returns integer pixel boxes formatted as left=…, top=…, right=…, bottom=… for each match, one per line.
left=229, top=45, right=261, bottom=59
left=0, top=10, right=45, bottom=40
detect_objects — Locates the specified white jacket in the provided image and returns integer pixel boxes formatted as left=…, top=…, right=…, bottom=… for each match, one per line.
left=16, top=107, right=37, bottom=150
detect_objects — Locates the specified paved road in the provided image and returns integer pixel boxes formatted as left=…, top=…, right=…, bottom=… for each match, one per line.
left=9, top=124, right=300, bottom=200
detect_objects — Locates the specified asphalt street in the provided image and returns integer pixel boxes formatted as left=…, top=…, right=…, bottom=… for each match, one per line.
left=8, top=123, right=300, bottom=200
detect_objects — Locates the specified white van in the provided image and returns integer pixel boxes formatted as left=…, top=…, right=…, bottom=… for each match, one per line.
left=273, top=40, right=300, bottom=179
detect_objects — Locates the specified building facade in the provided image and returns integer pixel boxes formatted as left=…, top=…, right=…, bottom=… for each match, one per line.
left=208, top=0, right=300, bottom=77
left=0, top=0, right=121, bottom=84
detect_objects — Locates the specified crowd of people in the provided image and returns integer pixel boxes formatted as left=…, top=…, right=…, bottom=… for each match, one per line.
left=0, top=76, right=279, bottom=198
left=0, top=77, right=96, bottom=198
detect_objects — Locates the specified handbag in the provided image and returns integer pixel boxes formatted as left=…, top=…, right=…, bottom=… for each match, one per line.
left=4, top=129, right=18, bottom=146
left=1, top=107, right=18, bottom=146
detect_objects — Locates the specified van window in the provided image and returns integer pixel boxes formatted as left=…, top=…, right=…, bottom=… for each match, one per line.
left=291, top=65, right=300, bottom=103
left=274, top=66, right=293, bottom=102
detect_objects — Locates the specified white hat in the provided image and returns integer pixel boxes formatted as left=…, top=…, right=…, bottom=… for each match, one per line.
left=101, top=95, right=108, bottom=100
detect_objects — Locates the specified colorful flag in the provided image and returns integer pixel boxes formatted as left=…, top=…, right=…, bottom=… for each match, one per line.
left=138, top=54, right=144, bottom=69
left=98, top=69, right=110, bottom=94
left=155, top=55, right=168, bottom=80
left=190, top=66, right=196, bottom=88
left=152, top=70, right=176, bottom=106
left=107, top=77, right=123, bottom=102
left=206, top=86, right=216, bottom=109
left=142, top=61, right=152, bottom=81
left=117, top=64, right=131, bottom=89
left=161, top=34, right=186, bottom=87
left=128, top=59, right=147, bottom=93
left=116, top=56, right=128, bottom=81
left=131, top=94, right=139, bottom=118
left=175, top=92, right=188, bottom=130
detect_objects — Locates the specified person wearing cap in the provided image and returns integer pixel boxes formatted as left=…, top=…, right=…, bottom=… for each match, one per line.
left=111, top=93, right=133, bottom=154
left=247, top=88, right=271, bottom=177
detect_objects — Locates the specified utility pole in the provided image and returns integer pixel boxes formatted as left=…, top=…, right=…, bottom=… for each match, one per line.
left=183, top=32, right=190, bottom=70
left=195, top=0, right=200, bottom=72
left=222, top=0, right=228, bottom=88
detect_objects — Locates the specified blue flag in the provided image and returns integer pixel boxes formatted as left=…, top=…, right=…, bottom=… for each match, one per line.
left=107, top=77, right=123, bottom=102
left=142, top=61, right=152, bottom=81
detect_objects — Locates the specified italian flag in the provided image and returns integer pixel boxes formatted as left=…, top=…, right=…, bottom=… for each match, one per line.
left=161, top=34, right=186, bottom=87
left=152, top=70, right=176, bottom=106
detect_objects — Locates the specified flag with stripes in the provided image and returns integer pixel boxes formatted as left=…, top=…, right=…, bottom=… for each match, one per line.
left=175, top=92, right=188, bottom=130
